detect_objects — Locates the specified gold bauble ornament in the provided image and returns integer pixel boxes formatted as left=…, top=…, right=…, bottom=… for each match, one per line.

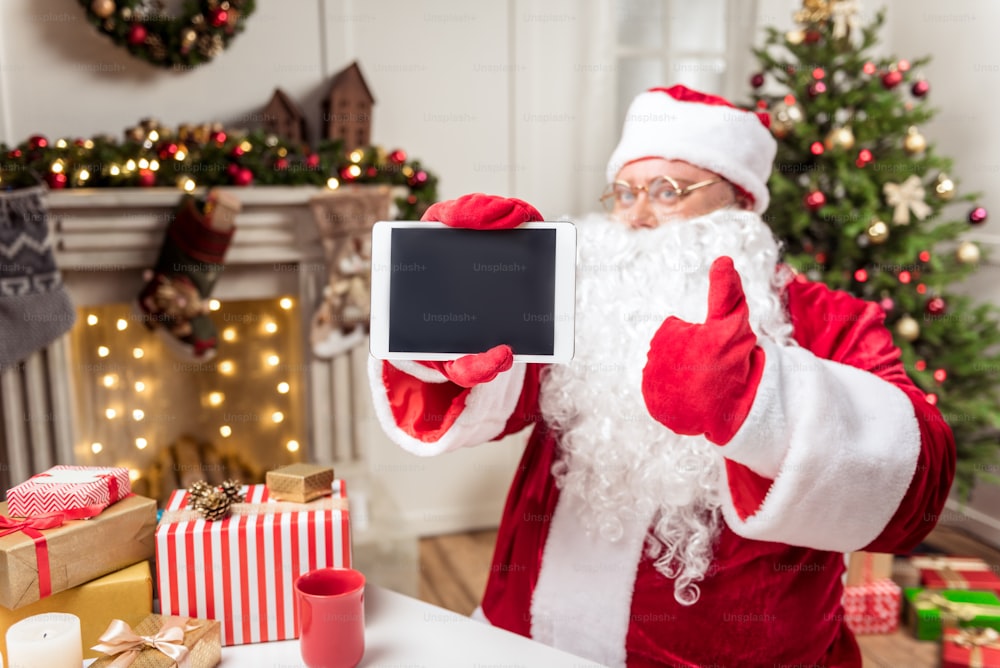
left=935, top=173, right=956, bottom=201
left=895, top=315, right=920, bottom=342
left=903, top=126, right=927, bottom=155
left=866, top=219, right=890, bottom=244
left=956, top=240, right=981, bottom=265
left=824, top=126, right=856, bottom=151
left=771, top=101, right=805, bottom=139
left=91, top=0, right=115, bottom=19
left=786, top=30, right=806, bottom=45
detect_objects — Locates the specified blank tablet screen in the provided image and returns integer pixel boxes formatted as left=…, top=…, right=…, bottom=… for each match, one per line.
left=388, top=228, right=557, bottom=355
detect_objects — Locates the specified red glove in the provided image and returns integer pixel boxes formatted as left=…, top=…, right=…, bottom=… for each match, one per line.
left=411, top=194, right=541, bottom=385
left=641, top=256, right=766, bottom=445
left=420, top=193, right=542, bottom=230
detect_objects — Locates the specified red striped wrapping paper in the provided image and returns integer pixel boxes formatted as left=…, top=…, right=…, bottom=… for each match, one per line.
left=6, top=466, right=131, bottom=517
left=842, top=577, right=901, bottom=635
left=155, top=481, right=351, bottom=646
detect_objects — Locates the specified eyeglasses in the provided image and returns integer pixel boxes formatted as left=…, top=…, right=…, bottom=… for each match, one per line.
left=599, top=175, right=723, bottom=212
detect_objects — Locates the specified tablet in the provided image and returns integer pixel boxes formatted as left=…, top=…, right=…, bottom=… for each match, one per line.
left=369, top=221, right=576, bottom=363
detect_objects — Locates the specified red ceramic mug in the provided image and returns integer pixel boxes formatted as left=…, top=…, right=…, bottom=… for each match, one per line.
left=295, top=567, right=366, bottom=668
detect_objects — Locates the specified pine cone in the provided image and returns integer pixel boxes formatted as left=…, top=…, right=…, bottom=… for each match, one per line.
left=221, top=479, right=245, bottom=503
left=188, top=480, right=212, bottom=501
left=196, top=489, right=233, bottom=521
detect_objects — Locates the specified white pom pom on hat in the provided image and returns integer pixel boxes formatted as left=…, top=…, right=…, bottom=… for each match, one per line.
left=605, top=85, right=777, bottom=214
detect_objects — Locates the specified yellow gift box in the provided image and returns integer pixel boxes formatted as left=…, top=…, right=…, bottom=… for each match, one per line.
left=0, top=560, right=153, bottom=660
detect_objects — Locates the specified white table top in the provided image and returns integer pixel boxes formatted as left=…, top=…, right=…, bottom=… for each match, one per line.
left=217, top=585, right=603, bottom=667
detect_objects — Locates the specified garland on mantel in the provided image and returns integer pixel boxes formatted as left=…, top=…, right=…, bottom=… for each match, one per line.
left=0, top=120, right=438, bottom=220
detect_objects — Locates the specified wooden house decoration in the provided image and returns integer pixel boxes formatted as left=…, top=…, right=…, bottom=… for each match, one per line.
left=323, top=61, right=375, bottom=150
left=263, top=88, right=309, bottom=144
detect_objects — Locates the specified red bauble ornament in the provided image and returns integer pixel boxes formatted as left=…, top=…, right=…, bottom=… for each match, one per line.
left=919, top=250, right=931, bottom=262
left=807, top=82, right=827, bottom=97
left=209, top=8, right=228, bottom=27
left=880, top=297, right=894, bottom=311
left=810, top=141, right=824, bottom=155
left=804, top=30, right=822, bottom=44
left=915, top=360, right=927, bottom=371
left=916, top=284, right=927, bottom=295
left=407, top=195, right=417, bottom=205
left=158, top=142, right=179, bottom=160
left=305, top=153, right=320, bottom=168
left=969, top=206, right=988, bottom=224
left=933, top=369, right=947, bottom=383
left=340, top=166, right=357, bottom=181
left=804, top=190, right=826, bottom=210
left=925, top=393, right=938, bottom=406
left=127, top=24, right=148, bottom=46
left=911, top=80, right=930, bottom=97
left=45, top=172, right=67, bottom=189
left=389, top=149, right=407, bottom=164
left=812, top=68, right=825, bottom=80
left=211, top=131, right=227, bottom=144
left=28, top=135, right=48, bottom=150
left=274, top=157, right=289, bottom=170
left=898, top=271, right=912, bottom=284
left=857, top=149, right=874, bottom=164
left=231, top=144, right=246, bottom=157
left=898, top=60, right=911, bottom=72
left=750, top=72, right=765, bottom=88
left=137, top=169, right=156, bottom=187
left=925, top=297, right=947, bottom=316
left=863, top=62, right=876, bottom=75
left=881, top=70, right=903, bottom=89
left=415, top=171, right=428, bottom=184
left=8, top=149, right=22, bottom=159
left=232, top=167, right=253, bottom=186
left=854, top=269, right=868, bottom=282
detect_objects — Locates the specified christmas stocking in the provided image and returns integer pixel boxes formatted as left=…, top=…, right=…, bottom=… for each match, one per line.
left=137, top=189, right=240, bottom=360
left=0, top=185, right=76, bottom=369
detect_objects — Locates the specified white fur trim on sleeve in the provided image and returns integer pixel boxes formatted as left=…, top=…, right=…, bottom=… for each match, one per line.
left=367, top=357, right=526, bottom=456
left=719, top=338, right=922, bottom=551
left=530, top=488, right=652, bottom=668
left=385, top=359, right=449, bottom=383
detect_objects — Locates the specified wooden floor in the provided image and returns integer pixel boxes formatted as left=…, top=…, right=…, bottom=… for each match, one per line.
left=418, top=524, right=1000, bottom=667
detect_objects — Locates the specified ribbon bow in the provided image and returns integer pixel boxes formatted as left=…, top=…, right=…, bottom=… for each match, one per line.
left=883, top=175, right=932, bottom=225
left=950, top=627, right=1000, bottom=668
left=830, top=0, right=861, bottom=39
left=92, top=617, right=199, bottom=668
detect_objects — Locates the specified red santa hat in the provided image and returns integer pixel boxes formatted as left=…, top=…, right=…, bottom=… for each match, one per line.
left=605, top=85, right=777, bottom=214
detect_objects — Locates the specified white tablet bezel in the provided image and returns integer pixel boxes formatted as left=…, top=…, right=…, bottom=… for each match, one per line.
left=369, top=220, right=576, bottom=364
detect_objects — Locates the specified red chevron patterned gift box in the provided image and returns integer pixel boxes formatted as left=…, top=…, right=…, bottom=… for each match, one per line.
left=842, top=578, right=902, bottom=635
left=6, top=466, right=131, bottom=517
left=156, top=480, right=351, bottom=646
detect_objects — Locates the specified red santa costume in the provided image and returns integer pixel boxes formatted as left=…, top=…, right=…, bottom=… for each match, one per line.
left=368, top=87, right=955, bottom=667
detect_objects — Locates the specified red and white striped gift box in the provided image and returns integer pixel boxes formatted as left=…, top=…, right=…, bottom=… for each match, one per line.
left=6, top=465, right=131, bottom=517
left=156, top=481, right=351, bottom=646
left=842, top=577, right=902, bottom=635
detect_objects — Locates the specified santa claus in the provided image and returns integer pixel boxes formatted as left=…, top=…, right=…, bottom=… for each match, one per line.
left=368, top=86, right=955, bottom=667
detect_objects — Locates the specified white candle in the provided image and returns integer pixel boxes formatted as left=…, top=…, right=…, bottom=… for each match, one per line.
left=5, top=613, right=82, bottom=668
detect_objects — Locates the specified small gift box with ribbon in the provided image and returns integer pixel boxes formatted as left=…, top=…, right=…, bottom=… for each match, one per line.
left=6, top=465, right=131, bottom=517
left=842, top=578, right=901, bottom=635
left=845, top=551, right=895, bottom=587
left=90, top=614, right=221, bottom=668
left=156, top=481, right=350, bottom=646
left=0, top=495, right=156, bottom=609
left=265, top=463, right=335, bottom=503
left=911, top=556, right=1000, bottom=596
left=904, top=588, right=1000, bottom=641
left=942, top=627, right=1000, bottom=668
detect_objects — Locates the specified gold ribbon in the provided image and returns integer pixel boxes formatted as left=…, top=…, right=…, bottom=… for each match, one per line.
left=948, top=627, right=1000, bottom=668
left=883, top=175, right=931, bottom=225
left=159, top=496, right=349, bottom=525
left=915, top=591, right=1000, bottom=623
left=921, top=555, right=969, bottom=589
left=92, top=617, right=200, bottom=667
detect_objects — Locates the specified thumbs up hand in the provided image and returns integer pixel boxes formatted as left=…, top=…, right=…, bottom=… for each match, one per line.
left=641, top=256, right=766, bottom=445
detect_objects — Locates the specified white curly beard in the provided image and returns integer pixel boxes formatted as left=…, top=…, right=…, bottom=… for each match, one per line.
left=539, top=207, right=795, bottom=606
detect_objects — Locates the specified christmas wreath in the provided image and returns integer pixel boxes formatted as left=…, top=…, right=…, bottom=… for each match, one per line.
left=78, top=0, right=255, bottom=69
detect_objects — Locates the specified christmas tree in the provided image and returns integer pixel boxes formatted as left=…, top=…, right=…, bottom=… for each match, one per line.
left=748, top=0, right=1000, bottom=495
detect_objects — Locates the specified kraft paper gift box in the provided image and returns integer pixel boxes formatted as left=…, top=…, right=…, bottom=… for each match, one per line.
left=6, top=465, right=131, bottom=516
left=265, top=463, right=335, bottom=503
left=842, top=578, right=901, bottom=635
left=90, top=613, right=222, bottom=668
left=0, top=560, right=153, bottom=660
left=0, top=494, right=157, bottom=609
left=942, top=626, right=1000, bottom=668
left=845, top=551, right=895, bottom=587
left=156, top=480, right=351, bottom=645
left=905, top=587, right=1000, bottom=641
left=911, top=555, right=1000, bottom=596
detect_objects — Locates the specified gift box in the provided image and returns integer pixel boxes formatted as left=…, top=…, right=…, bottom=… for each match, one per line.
left=845, top=551, right=895, bottom=587
left=912, top=555, right=1000, bottom=596
left=0, top=494, right=157, bottom=609
left=90, top=613, right=222, bottom=668
left=842, top=578, right=901, bottom=635
left=156, top=480, right=351, bottom=645
left=942, top=627, right=1000, bottom=668
left=6, top=465, right=131, bottom=517
left=266, top=463, right=335, bottom=503
left=904, top=587, right=1000, bottom=641
left=0, top=560, right=153, bottom=659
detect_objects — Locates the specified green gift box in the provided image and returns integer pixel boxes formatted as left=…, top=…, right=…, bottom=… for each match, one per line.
left=904, top=587, right=1000, bottom=641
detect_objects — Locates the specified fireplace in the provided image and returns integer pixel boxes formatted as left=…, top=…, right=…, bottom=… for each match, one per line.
left=0, top=185, right=391, bottom=500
